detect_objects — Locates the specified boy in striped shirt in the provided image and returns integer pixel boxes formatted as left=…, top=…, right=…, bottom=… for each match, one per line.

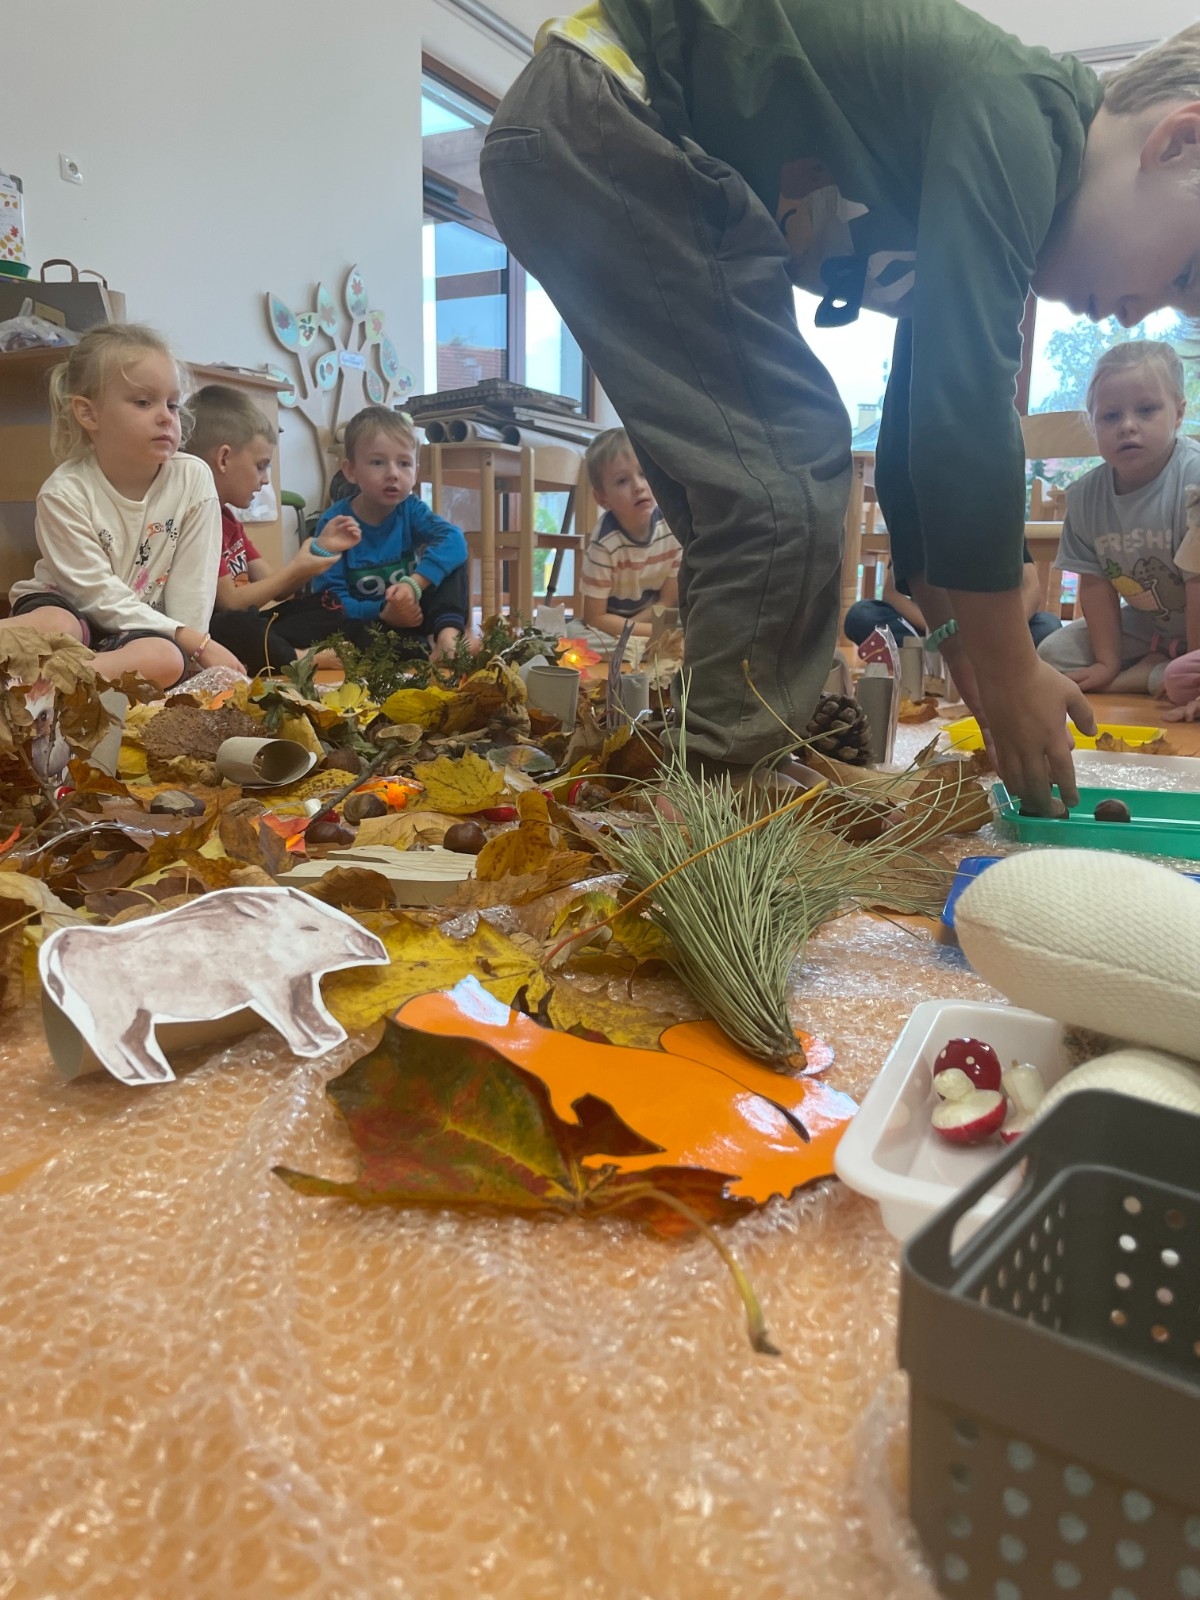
left=581, top=428, right=680, bottom=640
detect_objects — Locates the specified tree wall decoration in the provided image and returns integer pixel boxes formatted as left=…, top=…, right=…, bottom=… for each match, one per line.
left=265, top=264, right=416, bottom=503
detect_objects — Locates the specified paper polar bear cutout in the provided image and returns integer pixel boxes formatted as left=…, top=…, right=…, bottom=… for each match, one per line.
left=956, top=849, right=1200, bottom=1113
left=40, top=887, right=388, bottom=1085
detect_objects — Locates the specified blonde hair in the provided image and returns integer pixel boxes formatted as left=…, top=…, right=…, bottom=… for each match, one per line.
left=48, top=322, right=189, bottom=462
left=585, top=427, right=637, bottom=494
left=185, top=384, right=276, bottom=460
left=343, top=404, right=417, bottom=463
left=1086, top=339, right=1187, bottom=416
left=1103, top=26, right=1200, bottom=116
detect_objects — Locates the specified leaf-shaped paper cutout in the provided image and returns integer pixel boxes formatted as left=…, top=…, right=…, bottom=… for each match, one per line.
left=315, top=352, right=338, bottom=391
left=380, top=335, right=400, bottom=380
left=321, top=918, right=551, bottom=1031
left=396, top=980, right=853, bottom=1204
left=316, top=283, right=339, bottom=335
left=365, top=370, right=385, bottom=404
left=265, top=363, right=299, bottom=408
left=296, top=311, right=318, bottom=347
left=268, top=294, right=299, bottom=350
left=345, top=265, right=368, bottom=318
left=364, top=309, right=386, bottom=343
left=411, top=750, right=505, bottom=814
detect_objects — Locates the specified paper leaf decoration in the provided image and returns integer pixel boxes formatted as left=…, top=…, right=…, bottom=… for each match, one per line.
left=345, top=265, right=369, bottom=318
left=39, top=886, right=387, bottom=1086
left=394, top=368, right=415, bottom=397
left=365, top=370, right=385, bottom=404
left=296, top=311, right=318, bottom=347
left=268, top=294, right=299, bottom=350
left=364, top=309, right=386, bottom=343
left=396, top=980, right=856, bottom=1205
left=315, top=352, right=339, bottom=391
left=316, top=283, right=339, bottom=336
left=380, top=335, right=400, bottom=381
left=266, top=362, right=299, bottom=409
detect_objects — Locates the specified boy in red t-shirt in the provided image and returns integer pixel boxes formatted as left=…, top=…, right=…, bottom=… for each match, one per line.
left=185, top=385, right=361, bottom=669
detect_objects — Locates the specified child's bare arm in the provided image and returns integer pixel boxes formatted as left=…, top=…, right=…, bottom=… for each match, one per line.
left=216, top=542, right=344, bottom=611
left=582, top=594, right=652, bottom=638
left=1066, top=573, right=1123, bottom=692
left=881, top=564, right=926, bottom=630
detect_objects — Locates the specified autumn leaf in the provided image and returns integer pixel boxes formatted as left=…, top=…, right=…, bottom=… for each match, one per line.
left=353, top=810, right=457, bottom=849
left=321, top=915, right=551, bottom=1029
left=272, top=1019, right=777, bottom=1349
left=380, top=684, right=463, bottom=732
left=412, top=750, right=506, bottom=815
left=218, top=801, right=291, bottom=874
left=0, top=869, right=88, bottom=930
left=302, top=866, right=395, bottom=910
left=396, top=980, right=855, bottom=1208
left=541, top=978, right=667, bottom=1050
left=903, top=765, right=992, bottom=836
left=474, top=790, right=592, bottom=886
left=898, top=695, right=940, bottom=723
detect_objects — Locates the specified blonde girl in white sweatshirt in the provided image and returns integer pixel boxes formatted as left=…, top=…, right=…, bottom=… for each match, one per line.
left=5, top=323, right=242, bottom=687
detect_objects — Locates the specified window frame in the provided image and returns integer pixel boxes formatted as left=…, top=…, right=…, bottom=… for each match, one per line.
left=421, top=56, right=591, bottom=411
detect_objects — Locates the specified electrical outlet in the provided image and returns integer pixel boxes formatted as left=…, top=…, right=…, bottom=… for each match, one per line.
left=59, top=153, right=83, bottom=185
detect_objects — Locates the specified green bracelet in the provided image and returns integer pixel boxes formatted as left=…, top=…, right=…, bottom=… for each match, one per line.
left=398, top=574, right=423, bottom=603
left=926, top=618, right=959, bottom=652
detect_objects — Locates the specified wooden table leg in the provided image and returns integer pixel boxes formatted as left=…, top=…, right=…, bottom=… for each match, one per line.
left=519, top=447, right=536, bottom=621
left=480, top=451, right=497, bottom=621
left=839, top=456, right=866, bottom=646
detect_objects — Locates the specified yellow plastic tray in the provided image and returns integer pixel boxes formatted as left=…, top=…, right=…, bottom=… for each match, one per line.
left=942, top=716, right=1163, bottom=753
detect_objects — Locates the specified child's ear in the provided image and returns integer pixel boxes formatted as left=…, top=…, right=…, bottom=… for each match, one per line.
left=340, top=457, right=357, bottom=485
left=592, top=487, right=611, bottom=511
left=71, top=393, right=98, bottom=436
left=214, top=445, right=232, bottom=476
left=1142, top=102, right=1200, bottom=171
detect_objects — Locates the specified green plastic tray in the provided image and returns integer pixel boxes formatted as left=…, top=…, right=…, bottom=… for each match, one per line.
left=993, top=782, right=1200, bottom=859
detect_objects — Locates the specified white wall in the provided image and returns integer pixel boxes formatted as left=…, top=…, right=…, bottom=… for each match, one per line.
left=3, top=0, right=531, bottom=505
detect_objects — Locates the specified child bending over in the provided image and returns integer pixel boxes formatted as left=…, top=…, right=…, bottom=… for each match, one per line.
left=4, top=323, right=241, bottom=686
left=1039, top=341, right=1200, bottom=695
left=184, top=385, right=361, bottom=671
left=581, top=427, right=681, bottom=640
left=311, top=406, right=469, bottom=660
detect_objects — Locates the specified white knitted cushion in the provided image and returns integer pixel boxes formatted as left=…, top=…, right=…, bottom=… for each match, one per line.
left=1034, top=1048, right=1200, bottom=1123
left=956, top=848, right=1200, bottom=1062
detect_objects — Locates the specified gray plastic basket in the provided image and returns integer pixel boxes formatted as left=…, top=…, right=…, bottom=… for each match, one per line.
left=900, top=1091, right=1200, bottom=1600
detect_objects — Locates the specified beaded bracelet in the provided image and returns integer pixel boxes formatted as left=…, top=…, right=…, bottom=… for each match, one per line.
left=188, top=632, right=211, bottom=662
left=309, top=540, right=337, bottom=559
left=925, top=618, right=959, bottom=653
left=397, top=574, right=424, bottom=603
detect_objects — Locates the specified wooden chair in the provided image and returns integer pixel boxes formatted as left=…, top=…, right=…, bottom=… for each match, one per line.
left=422, top=441, right=594, bottom=621
left=1019, top=410, right=1099, bottom=621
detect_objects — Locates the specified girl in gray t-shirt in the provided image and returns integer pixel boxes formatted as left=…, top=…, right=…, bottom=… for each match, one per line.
left=1039, top=340, right=1200, bottom=697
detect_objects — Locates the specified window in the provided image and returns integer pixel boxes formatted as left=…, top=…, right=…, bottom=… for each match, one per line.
left=793, top=291, right=894, bottom=446
left=421, top=66, right=588, bottom=407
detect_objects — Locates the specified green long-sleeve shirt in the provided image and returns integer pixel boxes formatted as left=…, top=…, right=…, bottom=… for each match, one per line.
left=597, top=0, right=1103, bottom=591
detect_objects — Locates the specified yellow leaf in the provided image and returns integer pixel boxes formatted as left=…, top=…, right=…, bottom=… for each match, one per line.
left=277, top=713, right=326, bottom=758
left=353, top=810, right=458, bottom=849
left=543, top=978, right=666, bottom=1050
left=117, top=740, right=149, bottom=779
left=0, top=870, right=88, bottom=930
left=412, top=749, right=505, bottom=815
left=322, top=681, right=373, bottom=716
left=322, top=915, right=551, bottom=1030
left=380, top=684, right=461, bottom=731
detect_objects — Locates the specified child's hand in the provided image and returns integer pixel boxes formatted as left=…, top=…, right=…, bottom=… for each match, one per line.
left=430, top=627, right=461, bottom=662
left=197, top=638, right=246, bottom=674
left=1162, top=697, right=1200, bottom=722
left=319, top=515, right=362, bottom=554
left=382, top=582, right=423, bottom=629
left=1065, top=662, right=1118, bottom=693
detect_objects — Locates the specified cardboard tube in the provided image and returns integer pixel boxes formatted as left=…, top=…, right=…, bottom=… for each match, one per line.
left=215, top=737, right=316, bottom=787
left=524, top=665, right=580, bottom=727
left=617, top=672, right=650, bottom=717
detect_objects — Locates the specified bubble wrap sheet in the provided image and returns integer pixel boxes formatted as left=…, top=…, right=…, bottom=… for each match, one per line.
left=3, top=726, right=1198, bottom=1598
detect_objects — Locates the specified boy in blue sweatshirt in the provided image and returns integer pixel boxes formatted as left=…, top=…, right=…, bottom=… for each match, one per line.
left=312, top=406, right=470, bottom=659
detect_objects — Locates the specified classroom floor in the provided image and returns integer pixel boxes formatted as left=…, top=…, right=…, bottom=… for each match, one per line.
left=0, top=688, right=1193, bottom=1599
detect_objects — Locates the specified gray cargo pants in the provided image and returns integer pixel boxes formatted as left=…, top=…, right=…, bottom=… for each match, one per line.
left=480, top=41, right=851, bottom=769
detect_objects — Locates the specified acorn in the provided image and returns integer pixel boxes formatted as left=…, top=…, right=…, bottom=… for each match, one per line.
left=1093, top=797, right=1132, bottom=823
left=443, top=820, right=487, bottom=854
left=343, top=791, right=388, bottom=823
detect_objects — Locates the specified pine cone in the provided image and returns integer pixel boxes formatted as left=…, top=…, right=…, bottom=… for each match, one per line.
left=803, top=693, right=872, bottom=766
